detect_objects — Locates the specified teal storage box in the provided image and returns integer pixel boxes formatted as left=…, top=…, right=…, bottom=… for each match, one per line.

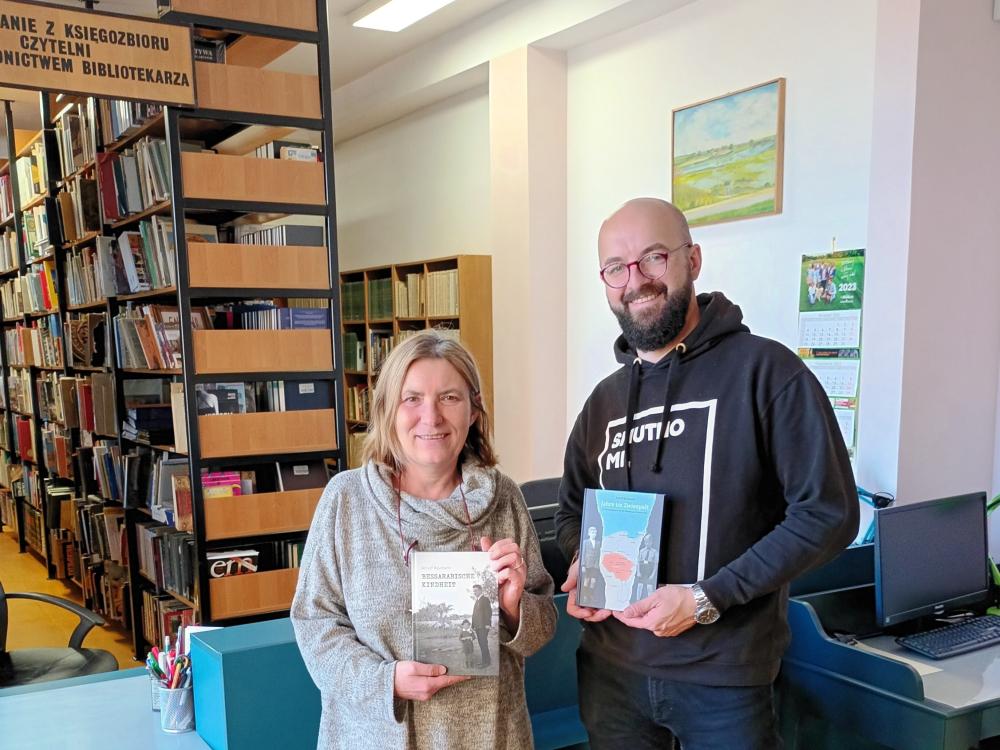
left=191, top=618, right=320, bottom=750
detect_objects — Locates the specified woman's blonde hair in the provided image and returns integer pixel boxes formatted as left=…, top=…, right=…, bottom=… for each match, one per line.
left=361, top=330, right=497, bottom=472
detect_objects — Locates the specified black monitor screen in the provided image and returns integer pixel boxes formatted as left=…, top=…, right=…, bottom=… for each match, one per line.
left=874, top=492, right=988, bottom=628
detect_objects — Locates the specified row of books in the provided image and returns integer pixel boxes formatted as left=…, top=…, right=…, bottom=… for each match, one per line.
left=41, top=424, right=74, bottom=480
left=98, top=99, right=163, bottom=148
left=367, top=277, right=393, bottom=320
left=425, top=269, right=460, bottom=317
left=141, top=589, right=194, bottom=653
left=114, top=304, right=206, bottom=371
left=22, top=203, right=51, bottom=261
left=15, top=140, right=49, bottom=209
left=393, top=273, right=426, bottom=318
left=232, top=222, right=324, bottom=247
left=194, top=380, right=336, bottom=415
left=341, top=280, right=365, bottom=322
left=251, top=140, right=321, bottom=162
left=54, top=177, right=100, bottom=244
left=33, top=372, right=116, bottom=438
left=11, top=415, right=37, bottom=464
left=346, top=383, right=369, bottom=423
left=53, top=99, right=99, bottom=179
left=346, top=430, right=366, bottom=469
left=1, top=229, right=17, bottom=273
left=0, top=173, right=13, bottom=222
left=7, top=368, right=31, bottom=414
left=3, top=317, right=64, bottom=368
left=0, top=264, right=57, bottom=317
left=96, top=137, right=170, bottom=224
left=70, top=496, right=126, bottom=566
left=66, top=312, right=108, bottom=368
left=135, top=520, right=196, bottom=601
left=87, top=440, right=123, bottom=503
left=0, top=491, right=16, bottom=530
left=49, top=526, right=77, bottom=580
left=343, top=331, right=365, bottom=371
left=84, top=562, right=130, bottom=625
left=229, top=302, right=330, bottom=331
left=205, top=540, right=307, bottom=578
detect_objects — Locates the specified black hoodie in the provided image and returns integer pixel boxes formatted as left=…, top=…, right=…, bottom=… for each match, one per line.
left=555, top=291, right=858, bottom=686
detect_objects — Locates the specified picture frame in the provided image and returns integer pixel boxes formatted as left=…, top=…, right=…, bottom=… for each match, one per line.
left=671, top=78, right=786, bottom=228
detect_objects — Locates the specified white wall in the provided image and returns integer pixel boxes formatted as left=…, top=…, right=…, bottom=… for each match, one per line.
left=334, top=85, right=491, bottom=270
left=565, top=0, right=878, bottom=430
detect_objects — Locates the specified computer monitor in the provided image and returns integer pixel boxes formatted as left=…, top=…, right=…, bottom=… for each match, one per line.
left=874, top=492, right=989, bottom=628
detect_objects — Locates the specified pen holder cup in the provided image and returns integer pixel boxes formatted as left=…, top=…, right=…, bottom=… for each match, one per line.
left=159, top=686, right=195, bottom=733
left=149, top=671, right=161, bottom=711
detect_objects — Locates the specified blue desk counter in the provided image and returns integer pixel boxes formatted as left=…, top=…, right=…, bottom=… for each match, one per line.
left=0, top=669, right=211, bottom=750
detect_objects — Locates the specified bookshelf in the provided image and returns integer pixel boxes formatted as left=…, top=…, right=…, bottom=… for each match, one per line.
left=0, top=0, right=345, bottom=659
left=340, top=255, right=493, bottom=468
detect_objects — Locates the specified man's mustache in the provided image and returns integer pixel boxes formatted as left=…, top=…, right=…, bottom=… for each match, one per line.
left=622, top=283, right=668, bottom=305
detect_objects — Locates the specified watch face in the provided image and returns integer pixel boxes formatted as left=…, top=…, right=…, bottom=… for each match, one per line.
left=696, top=608, right=720, bottom=625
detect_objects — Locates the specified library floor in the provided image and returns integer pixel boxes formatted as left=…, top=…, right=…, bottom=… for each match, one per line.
left=0, top=528, right=137, bottom=668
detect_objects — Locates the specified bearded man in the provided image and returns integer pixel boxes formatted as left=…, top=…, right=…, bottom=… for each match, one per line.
left=554, top=197, right=858, bottom=750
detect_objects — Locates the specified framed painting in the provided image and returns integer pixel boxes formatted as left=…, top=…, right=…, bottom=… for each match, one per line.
left=672, top=78, right=785, bottom=227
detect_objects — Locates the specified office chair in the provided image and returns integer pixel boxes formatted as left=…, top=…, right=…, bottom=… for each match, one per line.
left=0, top=578, right=118, bottom=688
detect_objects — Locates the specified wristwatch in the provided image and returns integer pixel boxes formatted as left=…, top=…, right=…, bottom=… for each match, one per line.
left=691, top=583, right=720, bottom=625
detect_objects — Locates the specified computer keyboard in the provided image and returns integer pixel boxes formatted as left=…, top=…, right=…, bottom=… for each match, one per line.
left=896, top=615, right=1000, bottom=659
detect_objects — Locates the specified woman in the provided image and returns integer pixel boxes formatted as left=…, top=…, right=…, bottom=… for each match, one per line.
left=292, top=330, right=556, bottom=749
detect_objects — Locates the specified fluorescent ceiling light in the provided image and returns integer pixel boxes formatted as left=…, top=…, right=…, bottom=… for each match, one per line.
left=353, top=0, right=458, bottom=32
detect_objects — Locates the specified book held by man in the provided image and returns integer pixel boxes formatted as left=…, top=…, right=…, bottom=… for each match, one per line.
left=576, top=488, right=665, bottom=611
left=411, top=551, right=498, bottom=677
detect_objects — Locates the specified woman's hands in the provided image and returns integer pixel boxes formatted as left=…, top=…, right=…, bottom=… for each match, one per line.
left=393, top=661, right=468, bottom=701
left=482, top=536, right=527, bottom=630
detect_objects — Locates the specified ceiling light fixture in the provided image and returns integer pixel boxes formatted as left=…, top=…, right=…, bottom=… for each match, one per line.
left=353, top=0, right=458, bottom=33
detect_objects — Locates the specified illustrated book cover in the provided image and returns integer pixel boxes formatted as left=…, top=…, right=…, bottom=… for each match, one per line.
left=411, top=551, right=499, bottom=677
left=577, top=488, right=665, bottom=611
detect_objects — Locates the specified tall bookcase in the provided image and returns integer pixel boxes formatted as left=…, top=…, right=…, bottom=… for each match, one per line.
left=341, top=255, right=493, bottom=468
left=0, top=0, right=345, bottom=660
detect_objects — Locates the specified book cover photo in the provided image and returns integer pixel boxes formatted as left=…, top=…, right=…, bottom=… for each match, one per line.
left=411, top=551, right=499, bottom=677
left=577, top=488, right=665, bottom=611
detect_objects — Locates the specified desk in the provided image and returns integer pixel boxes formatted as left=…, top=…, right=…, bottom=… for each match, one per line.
left=0, top=668, right=211, bottom=750
left=780, top=546, right=1000, bottom=750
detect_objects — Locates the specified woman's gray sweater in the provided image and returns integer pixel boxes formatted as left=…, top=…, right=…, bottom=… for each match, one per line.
left=291, top=461, right=557, bottom=749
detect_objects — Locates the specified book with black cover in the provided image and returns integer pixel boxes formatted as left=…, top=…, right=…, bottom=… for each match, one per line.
left=275, top=459, right=328, bottom=492
left=411, top=551, right=498, bottom=677
left=576, top=488, right=665, bottom=611
left=282, top=380, right=335, bottom=411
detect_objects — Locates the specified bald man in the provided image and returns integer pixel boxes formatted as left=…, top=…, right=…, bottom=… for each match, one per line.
left=554, top=198, right=858, bottom=749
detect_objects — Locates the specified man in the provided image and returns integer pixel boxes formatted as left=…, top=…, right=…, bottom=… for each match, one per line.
left=631, top=533, right=657, bottom=601
left=579, top=526, right=603, bottom=606
left=555, top=198, right=858, bottom=749
left=471, top=584, right=492, bottom=668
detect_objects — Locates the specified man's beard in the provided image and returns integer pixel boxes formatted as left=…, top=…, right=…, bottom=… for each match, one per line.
left=612, top=279, right=692, bottom=353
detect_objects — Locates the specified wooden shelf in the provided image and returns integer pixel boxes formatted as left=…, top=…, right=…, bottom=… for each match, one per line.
left=15, top=131, right=42, bottom=159
left=106, top=114, right=165, bottom=154
left=194, top=62, right=320, bottom=120
left=209, top=567, right=299, bottom=620
left=341, top=255, right=494, bottom=416
left=203, top=487, right=323, bottom=541
left=118, top=285, right=177, bottom=302
left=187, top=243, right=329, bottom=290
left=181, top=152, right=325, bottom=206
left=198, top=409, right=337, bottom=459
left=110, top=201, right=172, bottom=230
left=121, top=368, right=182, bottom=376
left=163, top=0, right=318, bottom=32
left=19, top=193, right=48, bottom=212
left=193, top=329, right=332, bottom=374
left=62, top=231, right=102, bottom=250
left=67, top=299, right=109, bottom=312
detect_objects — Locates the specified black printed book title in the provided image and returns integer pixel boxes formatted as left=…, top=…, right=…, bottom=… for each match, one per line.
left=0, top=0, right=195, bottom=106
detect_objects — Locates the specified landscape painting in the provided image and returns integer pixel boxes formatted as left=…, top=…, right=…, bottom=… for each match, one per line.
left=672, top=78, right=785, bottom=227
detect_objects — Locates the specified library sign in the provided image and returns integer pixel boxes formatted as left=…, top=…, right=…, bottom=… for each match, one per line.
left=0, top=0, right=195, bottom=106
